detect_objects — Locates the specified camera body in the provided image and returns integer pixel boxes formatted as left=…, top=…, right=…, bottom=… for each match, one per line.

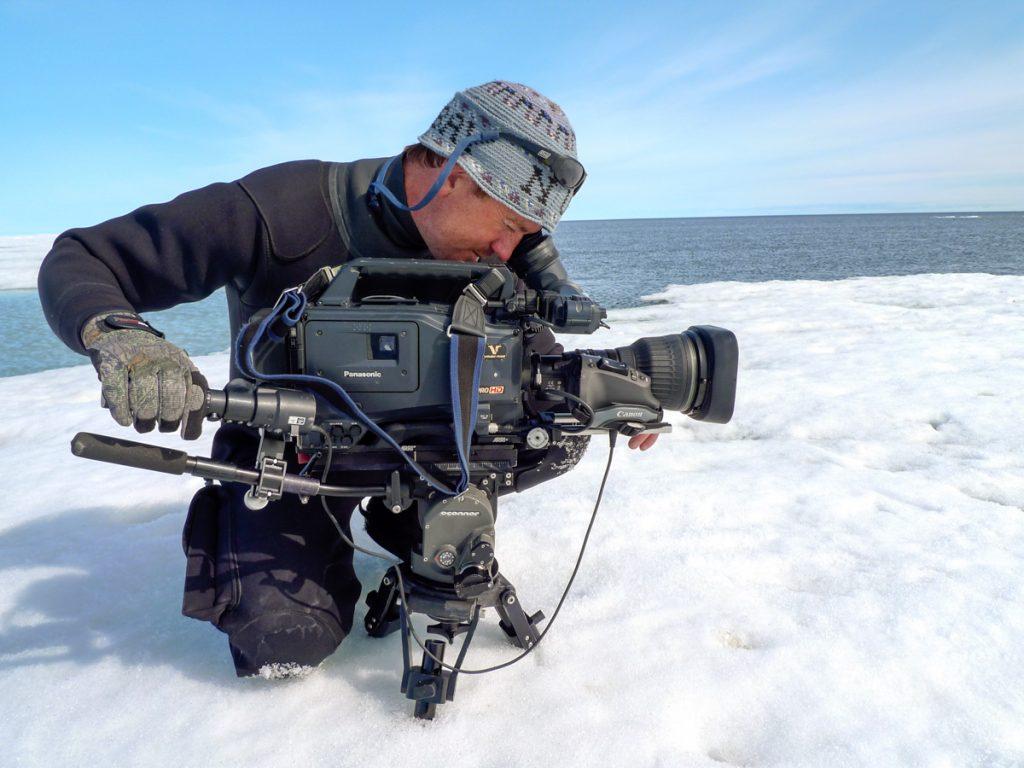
left=237, top=257, right=737, bottom=473
left=298, top=261, right=529, bottom=427
left=246, top=259, right=650, bottom=457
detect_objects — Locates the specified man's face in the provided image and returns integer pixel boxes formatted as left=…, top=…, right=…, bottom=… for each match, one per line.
left=410, top=167, right=542, bottom=264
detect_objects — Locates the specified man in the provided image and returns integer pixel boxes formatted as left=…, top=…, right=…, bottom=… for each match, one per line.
left=39, top=81, right=657, bottom=677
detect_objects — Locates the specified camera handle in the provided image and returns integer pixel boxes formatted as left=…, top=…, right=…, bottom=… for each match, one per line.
left=69, top=432, right=387, bottom=501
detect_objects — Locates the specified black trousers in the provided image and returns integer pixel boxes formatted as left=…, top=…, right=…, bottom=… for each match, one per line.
left=181, top=424, right=590, bottom=676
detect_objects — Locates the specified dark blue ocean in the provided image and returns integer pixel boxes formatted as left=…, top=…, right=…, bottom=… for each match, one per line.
left=4, top=212, right=1022, bottom=378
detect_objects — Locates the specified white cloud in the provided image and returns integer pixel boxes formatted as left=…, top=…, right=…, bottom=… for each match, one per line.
left=111, top=10, right=1024, bottom=219
left=568, top=26, right=1024, bottom=217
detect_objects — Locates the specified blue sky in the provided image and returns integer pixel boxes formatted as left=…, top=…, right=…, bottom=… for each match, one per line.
left=1, top=0, right=1022, bottom=234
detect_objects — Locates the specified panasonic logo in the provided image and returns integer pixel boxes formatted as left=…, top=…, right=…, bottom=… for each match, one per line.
left=616, top=409, right=645, bottom=418
left=343, top=370, right=383, bottom=378
left=440, top=510, right=480, bottom=517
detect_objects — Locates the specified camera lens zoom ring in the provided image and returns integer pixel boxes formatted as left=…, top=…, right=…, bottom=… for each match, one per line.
left=630, top=334, right=699, bottom=411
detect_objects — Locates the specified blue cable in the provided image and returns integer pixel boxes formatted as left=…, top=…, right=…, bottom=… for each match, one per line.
left=369, top=131, right=500, bottom=213
left=235, top=290, right=468, bottom=496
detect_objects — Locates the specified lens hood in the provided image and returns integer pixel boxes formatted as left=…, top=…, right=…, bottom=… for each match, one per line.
left=686, top=325, right=738, bottom=423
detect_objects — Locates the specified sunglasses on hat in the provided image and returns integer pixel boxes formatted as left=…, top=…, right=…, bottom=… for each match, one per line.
left=370, top=131, right=586, bottom=216
left=475, top=129, right=587, bottom=194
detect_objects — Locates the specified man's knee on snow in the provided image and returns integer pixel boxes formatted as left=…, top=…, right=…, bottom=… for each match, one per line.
left=227, top=610, right=346, bottom=678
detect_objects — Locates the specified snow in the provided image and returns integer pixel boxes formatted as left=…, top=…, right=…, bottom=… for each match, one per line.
left=2, top=273, right=1023, bottom=767
left=0, top=234, right=55, bottom=291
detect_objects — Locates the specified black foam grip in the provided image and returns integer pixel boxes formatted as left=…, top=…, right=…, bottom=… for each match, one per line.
left=71, top=432, right=189, bottom=475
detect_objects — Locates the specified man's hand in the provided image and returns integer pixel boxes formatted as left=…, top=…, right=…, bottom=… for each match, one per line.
left=82, top=312, right=207, bottom=439
left=627, top=433, right=660, bottom=451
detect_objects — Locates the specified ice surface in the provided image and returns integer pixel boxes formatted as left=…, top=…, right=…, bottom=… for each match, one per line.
left=0, top=234, right=55, bottom=291
left=1, top=273, right=1023, bottom=767
left=257, top=662, right=320, bottom=680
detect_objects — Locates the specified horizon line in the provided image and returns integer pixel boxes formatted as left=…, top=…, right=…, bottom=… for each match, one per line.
left=3, top=209, right=1022, bottom=238
left=560, top=209, right=1023, bottom=224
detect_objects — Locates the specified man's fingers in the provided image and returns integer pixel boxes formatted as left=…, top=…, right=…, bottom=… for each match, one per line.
left=627, top=433, right=660, bottom=451
left=129, top=368, right=159, bottom=433
left=98, top=357, right=133, bottom=427
left=156, top=365, right=190, bottom=429
left=101, top=382, right=133, bottom=426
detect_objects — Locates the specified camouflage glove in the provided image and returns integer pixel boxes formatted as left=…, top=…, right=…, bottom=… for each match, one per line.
left=82, top=312, right=208, bottom=439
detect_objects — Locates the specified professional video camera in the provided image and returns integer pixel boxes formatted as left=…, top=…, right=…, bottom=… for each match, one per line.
left=72, top=258, right=737, bottom=719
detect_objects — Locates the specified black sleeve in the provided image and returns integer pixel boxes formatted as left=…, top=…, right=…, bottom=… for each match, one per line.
left=37, top=160, right=332, bottom=356
left=38, top=178, right=263, bottom=355
left=507, top=232, right=587, bottom=295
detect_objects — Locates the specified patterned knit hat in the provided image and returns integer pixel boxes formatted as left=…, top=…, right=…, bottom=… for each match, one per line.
left=418, top=81, right=579, bottom=230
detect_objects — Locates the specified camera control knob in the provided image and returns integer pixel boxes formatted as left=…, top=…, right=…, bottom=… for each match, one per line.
left=526, top=427, right=550, bottom=449
left=434, top=546, right=458, bottom=570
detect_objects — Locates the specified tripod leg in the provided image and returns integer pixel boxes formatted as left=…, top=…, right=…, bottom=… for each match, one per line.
left=412, top=640, right=446, bottom=720
left=402, top=611, right=482, bottom=719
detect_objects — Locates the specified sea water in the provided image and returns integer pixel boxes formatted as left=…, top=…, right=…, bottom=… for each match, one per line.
left=3, top=211, right=1021, bottom=378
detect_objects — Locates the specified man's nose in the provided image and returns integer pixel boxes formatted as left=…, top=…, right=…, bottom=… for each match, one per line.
left=489, top=233, right=520, bottom=262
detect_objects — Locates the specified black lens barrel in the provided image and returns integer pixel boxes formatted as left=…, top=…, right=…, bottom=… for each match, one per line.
left=594, top=325, right=737, bottom=423
left=614, top=333, right=700, bottom=411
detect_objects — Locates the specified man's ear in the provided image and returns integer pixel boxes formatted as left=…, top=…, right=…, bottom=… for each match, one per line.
left=430, top=163, right=463, bottom=200
left=445, top=164, right=470, bottom=190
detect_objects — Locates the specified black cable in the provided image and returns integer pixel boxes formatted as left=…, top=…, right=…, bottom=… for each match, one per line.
left=447, top=430, right=617, bottom=673
left=543, top=388, right=595, bottom=433
left=313, top=423, right=405, bottom=569
left=449, top=605, right=480, bottom=680
left=312, top=425, right=333, bottom=484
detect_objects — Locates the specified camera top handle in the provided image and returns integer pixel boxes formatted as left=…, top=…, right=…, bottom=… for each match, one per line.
left=305, top=258, right=606, bottom=335
left=314, top=259, right=517, bottom=307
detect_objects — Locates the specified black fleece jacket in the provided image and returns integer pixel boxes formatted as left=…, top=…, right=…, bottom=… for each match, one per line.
left=37, top=156, right=581, bottom=379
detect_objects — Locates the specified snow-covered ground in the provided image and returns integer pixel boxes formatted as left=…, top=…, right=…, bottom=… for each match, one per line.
left=0, top=234, right=55, bottom=290
left=2, top=273, right=1023, bottom=767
